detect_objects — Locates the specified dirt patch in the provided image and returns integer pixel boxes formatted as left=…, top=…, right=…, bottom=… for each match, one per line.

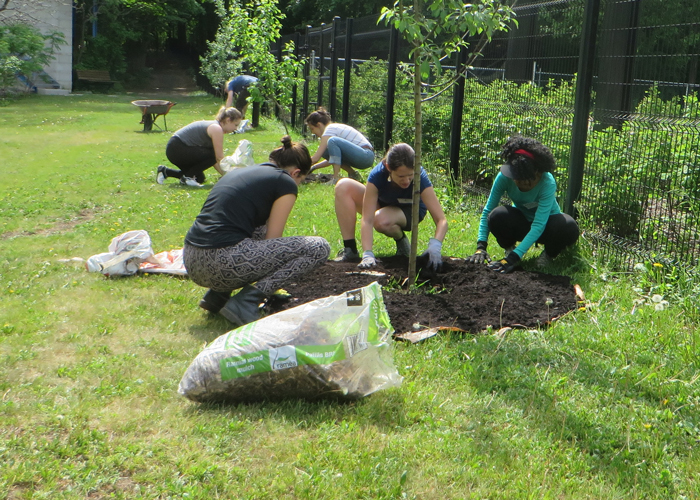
left=1, top=209, right=96, bottom=240
left=266, top=256, right=579, bottom=336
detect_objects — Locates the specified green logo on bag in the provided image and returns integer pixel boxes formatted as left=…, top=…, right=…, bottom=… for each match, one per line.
left=270, top=346, right=298, bottom=370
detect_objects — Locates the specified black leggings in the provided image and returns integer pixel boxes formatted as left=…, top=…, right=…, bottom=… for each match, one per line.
left=164, top=136, right=216, bottom=183
left=488, top=205, right=579, bottom=258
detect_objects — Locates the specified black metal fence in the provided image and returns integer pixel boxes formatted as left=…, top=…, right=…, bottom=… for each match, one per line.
left=273, top=0, right=700, bottom=270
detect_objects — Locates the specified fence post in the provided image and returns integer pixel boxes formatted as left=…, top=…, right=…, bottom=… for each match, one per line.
left=504, top=4, right=538, bottom=83
left=291, top=32, right=300, bottom=128
left=302, top=26, right=312, bottom=134
left=384, top=26, right=399, bottom=151
left=329, top=17, right=341, bottom=120
left=342, top=18, right=354, bottom=124
left=449, top=43, right=468, bottom=180
left=593, top=0, right=641, bottom=130
left=317, top=24, right=326, bottom=109
left=565, top=0, right=601, bottom=217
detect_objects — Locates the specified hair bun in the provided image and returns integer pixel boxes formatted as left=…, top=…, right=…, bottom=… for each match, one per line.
left=281, top=135, right=293, bottom=148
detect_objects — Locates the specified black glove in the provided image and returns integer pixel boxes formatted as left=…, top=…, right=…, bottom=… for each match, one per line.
left=466, top=241, right=490, bottom=264
left=488, top=251, right=521, bottom=274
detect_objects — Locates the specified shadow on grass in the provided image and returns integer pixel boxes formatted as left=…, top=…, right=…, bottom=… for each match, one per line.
left=182, top=388, right=407, bottom=432
left=454, top=332, right=684, bottom=494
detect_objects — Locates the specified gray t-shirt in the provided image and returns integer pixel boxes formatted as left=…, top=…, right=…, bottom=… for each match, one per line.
left=173, top=120, right=216, bottom=148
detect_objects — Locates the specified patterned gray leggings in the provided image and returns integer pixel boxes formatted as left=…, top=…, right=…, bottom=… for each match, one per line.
left=183, top=233, right=330, bottom=295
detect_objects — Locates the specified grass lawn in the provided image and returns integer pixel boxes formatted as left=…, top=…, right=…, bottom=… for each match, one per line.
left=1, top=93, right=699, bottom=499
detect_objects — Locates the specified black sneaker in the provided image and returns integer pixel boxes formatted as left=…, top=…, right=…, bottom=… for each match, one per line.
left=156, top=165, right=167, bottom=184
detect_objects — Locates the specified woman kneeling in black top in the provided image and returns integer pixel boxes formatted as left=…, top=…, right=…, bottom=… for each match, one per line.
left=183, top=136, right=331, bottom=327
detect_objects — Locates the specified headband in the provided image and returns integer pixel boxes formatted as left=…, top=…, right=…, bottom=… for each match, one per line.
left=514, top=149, right=535, bottom=160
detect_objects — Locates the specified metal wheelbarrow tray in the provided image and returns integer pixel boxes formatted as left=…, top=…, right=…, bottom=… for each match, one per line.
left=131, top=100, right=176, bottom=132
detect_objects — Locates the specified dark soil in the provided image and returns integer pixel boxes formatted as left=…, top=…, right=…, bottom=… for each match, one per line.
left=266, top=256, right=579, bottom=336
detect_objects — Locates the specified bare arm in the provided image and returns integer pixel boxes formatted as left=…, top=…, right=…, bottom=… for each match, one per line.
left=208, top=122, right=226, bottom=176
left=420, top=187, right=449, bottom=242
left=311, top=135, right=330, bottom=164
left=266, top=194, right=297, bottom=239
left=226, top=90, right=233, bottom=108
left=360, top=183, right=380, bottom=252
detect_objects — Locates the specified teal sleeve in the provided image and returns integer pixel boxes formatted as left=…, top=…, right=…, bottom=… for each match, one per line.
left=477, top=173, right=509, bottom=244
left=513, top=177, right=558, bottom=257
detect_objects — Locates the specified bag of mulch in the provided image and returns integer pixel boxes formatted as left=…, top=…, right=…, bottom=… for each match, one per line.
left=178, top=281, right=402, bottom=403
left=220, top=139, right=255, bottom=172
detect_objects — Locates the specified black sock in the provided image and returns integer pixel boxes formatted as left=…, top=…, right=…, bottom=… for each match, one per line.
left=343, top=239, right=358, bottom=254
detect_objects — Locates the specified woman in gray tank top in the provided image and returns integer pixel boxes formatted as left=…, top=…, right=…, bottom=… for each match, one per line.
left=155, top=106, right=241, bottom=187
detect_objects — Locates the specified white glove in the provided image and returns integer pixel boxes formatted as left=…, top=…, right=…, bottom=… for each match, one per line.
left=422, top=238, right=443, bottom=271
left=358, top=250, right=377, bottom=269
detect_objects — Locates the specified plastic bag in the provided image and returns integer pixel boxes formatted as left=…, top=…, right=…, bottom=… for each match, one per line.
left=178, top=282, right=402, bottom=403
left=138, top=249, right=187, bottom=276
left=85, top=230, right=155, bottom=277
left=220, top=139, right=255, bottom=172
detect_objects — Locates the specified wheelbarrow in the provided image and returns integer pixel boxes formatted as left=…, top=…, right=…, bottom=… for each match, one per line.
left=131, top=100, right=176, bottom=132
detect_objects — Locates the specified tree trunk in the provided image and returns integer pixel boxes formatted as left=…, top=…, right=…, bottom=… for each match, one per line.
left=408, top=0, right=422, bottom=287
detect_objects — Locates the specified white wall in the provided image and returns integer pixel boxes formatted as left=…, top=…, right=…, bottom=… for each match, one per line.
left=0, top=0, right=73, bottom=90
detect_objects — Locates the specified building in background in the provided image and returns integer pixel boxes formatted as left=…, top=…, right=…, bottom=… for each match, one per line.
left=0, top=0, right=73, bottom=93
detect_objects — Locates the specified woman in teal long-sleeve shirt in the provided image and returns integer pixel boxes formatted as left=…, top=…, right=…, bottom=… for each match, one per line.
left=466, top=136, right=579, bottom=273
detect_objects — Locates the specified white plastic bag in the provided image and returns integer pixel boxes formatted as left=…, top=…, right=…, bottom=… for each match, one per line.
left=85, top=230, right=155, bottom=277
left=220, top=139, right=255, bottom=172
left=178, top=282, right=402, bottom=403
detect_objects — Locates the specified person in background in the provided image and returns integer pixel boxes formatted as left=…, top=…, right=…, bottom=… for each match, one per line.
left=466, top=135, right=579, bottom=273
left=305, top=107, right=375, bottom=184
left=225, top=74, right=259, bottom=117
left=183, top=136, right=330, bottom=327
left=156, top=107, right=241, bottom=187
left=333, top=143, right=448, bottom=271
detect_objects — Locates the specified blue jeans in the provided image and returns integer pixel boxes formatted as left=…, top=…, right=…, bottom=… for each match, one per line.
left=325, top=137, right=375, bottom=169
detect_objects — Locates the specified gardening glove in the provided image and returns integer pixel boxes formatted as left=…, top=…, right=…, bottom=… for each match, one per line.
left=488, top=251, right=521, bottom=274
left=421, top=238, right=443, bottom=272
left=466, top=241, right=491, bottom=264
left=358, top=250, right=377, bottom=269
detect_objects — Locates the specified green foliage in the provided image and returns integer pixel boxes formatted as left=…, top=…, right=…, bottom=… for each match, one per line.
left=379, top=0, right=515, bottom=78
left=583, top=85, right=700, bottom=260
left=200, top=0, right=304, bottom=128
left=277, top=0, right=392, bottom=32
left=0, top=23, right=64, bottom=96
left=73, top=0, right=206, bottom=77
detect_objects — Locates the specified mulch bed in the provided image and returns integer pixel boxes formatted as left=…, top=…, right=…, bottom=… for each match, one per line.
left=266, top=256, right=579, bottom=336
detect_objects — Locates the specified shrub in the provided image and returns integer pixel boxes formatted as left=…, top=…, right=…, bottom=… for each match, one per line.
left=0, top=22, right=64, bottom=96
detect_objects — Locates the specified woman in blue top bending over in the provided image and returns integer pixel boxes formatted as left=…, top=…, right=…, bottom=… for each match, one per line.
left=333, top=143, right=448, bottom=271
left=466, top=135, right=579, bottom=273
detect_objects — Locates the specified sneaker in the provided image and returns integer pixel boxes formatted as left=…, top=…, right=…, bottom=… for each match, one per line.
left=536, top=251, right=553, bottom=268
left=395, top=235, right=411, bottom=257
left=236, top=119, right=252, bottom=133
left=156, top=165, right=166, bottom=184
left=333, top=247, right=360, bottom=262
left=180, top=176, right=202, bottom=187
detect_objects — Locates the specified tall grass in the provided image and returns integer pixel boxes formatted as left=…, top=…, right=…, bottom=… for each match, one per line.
left=1, top=94, right=699, bottom=499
